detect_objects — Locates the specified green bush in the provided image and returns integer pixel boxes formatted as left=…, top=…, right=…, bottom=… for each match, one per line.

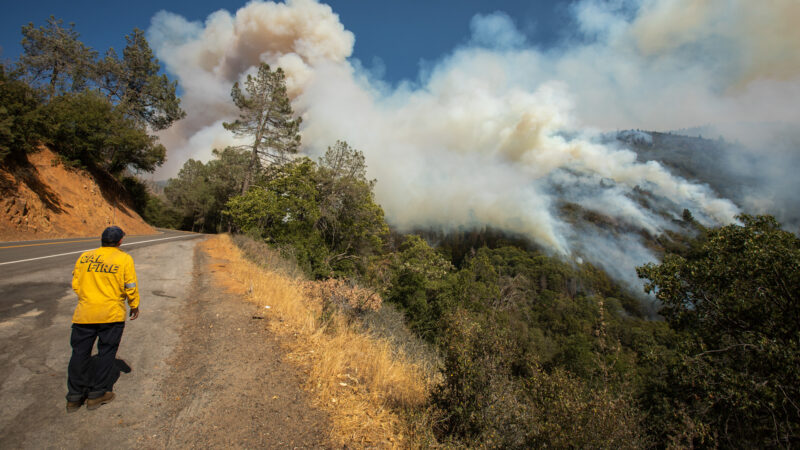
left=380, top=235, right=455, bottom=340
left=224, top=149, right=388, bottom=278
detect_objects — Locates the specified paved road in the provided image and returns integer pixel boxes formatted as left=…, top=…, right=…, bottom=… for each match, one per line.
left=0, top=229, right=201, bottom=280
left=0, top=232, right=206, bottom=447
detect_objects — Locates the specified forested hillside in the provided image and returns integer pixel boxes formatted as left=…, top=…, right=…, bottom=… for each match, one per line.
left=2, top=15, right=798, bottom=448
left=153, top=58, right=799, bottom=447
left=617, top=129, right=800, bottom=229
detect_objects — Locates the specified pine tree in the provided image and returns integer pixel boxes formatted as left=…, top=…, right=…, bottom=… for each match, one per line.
left=223, top=63, right=301, bottom=193
left=95, top=29, right=185, bottom=130
left=19, top=16, right=96, bottom=95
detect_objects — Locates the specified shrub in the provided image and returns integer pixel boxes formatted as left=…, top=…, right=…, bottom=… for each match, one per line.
left=304, top=278, right=382, bottom=318
left=433, top=309, right=648, bottom=448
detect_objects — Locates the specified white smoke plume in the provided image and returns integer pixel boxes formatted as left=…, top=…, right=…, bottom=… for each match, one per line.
left=148, top=0, right=354, bottom=168
left=147, top=0, right=799, bottom=289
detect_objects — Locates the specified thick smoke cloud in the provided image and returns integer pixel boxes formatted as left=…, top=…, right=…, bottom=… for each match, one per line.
left=149, top=0, right=354, bottom=169
left=148, top=0, right=798, bottom=289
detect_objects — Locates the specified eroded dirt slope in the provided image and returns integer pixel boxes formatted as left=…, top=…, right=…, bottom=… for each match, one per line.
left=0, top=147, right=155, bottom=241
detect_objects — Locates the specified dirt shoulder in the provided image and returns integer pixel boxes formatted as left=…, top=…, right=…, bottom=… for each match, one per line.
left=147, top=240, right=331, bottom=448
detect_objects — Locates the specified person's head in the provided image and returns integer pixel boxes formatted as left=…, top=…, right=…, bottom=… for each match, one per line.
left=101, top=226, right=125, bottom=247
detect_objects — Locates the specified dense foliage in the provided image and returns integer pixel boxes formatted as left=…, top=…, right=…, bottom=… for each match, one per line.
left=42, top=91, right=166, bottom=173
left=371, top=235, right=663, bottom=445
left=164, top=147, right=249, bottom=232
left=638, top=215, right=800, bottom=447
left=3, top=16, right=183, bottom=174
left=0, top=65, right=43, bottom=162
left=225, top=142, right=388, bottom=277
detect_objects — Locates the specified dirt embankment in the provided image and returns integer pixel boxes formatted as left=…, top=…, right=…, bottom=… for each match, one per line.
left=0, top=147, right=156, bottom=241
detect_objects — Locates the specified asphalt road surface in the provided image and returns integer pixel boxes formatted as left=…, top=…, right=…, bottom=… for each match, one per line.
left=0, top=229, right=200, bottom=279
left=0, top=230, right=205, bottom=447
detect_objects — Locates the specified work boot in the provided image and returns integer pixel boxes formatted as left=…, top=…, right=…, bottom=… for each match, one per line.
left=66, top=398, right=84, bottom=413
left=86, top=392, right=115, bottom=410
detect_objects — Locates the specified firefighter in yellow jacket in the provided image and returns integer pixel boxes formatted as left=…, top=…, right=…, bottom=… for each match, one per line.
left=66, top=226, right=139, bottom=412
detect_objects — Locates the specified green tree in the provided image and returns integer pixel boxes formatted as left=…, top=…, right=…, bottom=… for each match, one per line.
left=94, top=29, right=185, bottom=130
left=142, top=194, right=181, bottom=229
left=222, top=185, right=279, bottom=237
left=164, top=147, right=250, bottom=233
left=637, top=214, right=800, bottom=447
left=42, top=91, right=165, bottom=173
left=316, top=141, right=388, bottom=273
left=225, top=158, right=327, bottom=275
left=165, top=159, right=214, bottom=232
left=206, top=147, right=250, bottom=198
left=223, top=63, right=301, bottom=193
left=0, top=65, right=43, bottom=162
left=19, top=16, right=96, bottom=95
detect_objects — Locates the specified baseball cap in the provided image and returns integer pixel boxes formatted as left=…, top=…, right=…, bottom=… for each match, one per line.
left=101, top=226, right=125, bottom=245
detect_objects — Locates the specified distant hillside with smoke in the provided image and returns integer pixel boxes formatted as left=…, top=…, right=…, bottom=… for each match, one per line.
left=615, top=129, right=800, bottom=230
left=145, top=0, right=799, bottom=290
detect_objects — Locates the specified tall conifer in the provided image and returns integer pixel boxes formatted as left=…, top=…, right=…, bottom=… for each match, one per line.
left=223, top=63, right=301, bottom=193
left=95, top=29, right=185, bottom=131
left=19, top=16, right=96, bottom=95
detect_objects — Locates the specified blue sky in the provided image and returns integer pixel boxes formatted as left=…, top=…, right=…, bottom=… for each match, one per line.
left=0, top=0, right=574, bottom=84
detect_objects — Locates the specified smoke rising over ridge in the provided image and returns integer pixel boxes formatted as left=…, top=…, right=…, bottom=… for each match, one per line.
left=148, top=0, right=798, bottom=287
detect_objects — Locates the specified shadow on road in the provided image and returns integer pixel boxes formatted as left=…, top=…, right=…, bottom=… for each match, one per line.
left=87, top=357, right=133, bottom=392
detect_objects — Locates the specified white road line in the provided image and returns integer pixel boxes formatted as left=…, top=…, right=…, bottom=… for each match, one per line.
left=0, top=234, right=199, bottom=266
left=0, top=232, right=165, bottom=246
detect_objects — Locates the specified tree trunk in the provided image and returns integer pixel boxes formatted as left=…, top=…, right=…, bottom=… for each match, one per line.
left=241, top=138, right=261, bottom=194
left=49, top=65, right=60, bottom=94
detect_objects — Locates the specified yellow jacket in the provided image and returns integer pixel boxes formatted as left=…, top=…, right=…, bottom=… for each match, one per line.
left=71, top=246, right=139, bottom=324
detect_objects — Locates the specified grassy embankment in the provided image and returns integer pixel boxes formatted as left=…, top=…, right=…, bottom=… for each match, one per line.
left=202, top=234, right=431, bottom=447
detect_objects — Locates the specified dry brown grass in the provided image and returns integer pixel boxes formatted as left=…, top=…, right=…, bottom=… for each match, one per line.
left=201, top=235, right=430, bottom=448
left=304, top=278, right=383, bottom=313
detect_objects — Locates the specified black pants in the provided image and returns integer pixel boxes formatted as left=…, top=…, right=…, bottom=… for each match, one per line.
left=66, top=322, right=124, bottom=402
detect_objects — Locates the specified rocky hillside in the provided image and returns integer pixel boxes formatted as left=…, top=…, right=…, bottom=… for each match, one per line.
left=0, top=147, right=155, bottom=241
